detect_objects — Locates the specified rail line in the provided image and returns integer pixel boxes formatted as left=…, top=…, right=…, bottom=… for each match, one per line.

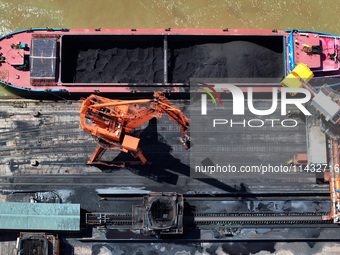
left=80, top=210, right=340, bottom=241
left=191, top=213, right=332, bottom=226
left=86, top=212, right=333, bottom=229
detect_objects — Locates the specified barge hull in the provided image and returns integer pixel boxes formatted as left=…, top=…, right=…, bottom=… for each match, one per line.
left=1, top=28, right=340, bottom=99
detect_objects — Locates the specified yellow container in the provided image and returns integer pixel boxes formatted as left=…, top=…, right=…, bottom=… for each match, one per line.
left=280, top=73, right=302, bottom=88
left=291, top=63, right=314, bottom=83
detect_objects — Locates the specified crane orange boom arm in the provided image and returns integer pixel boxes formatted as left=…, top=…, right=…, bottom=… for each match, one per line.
left=89, top=99, right=152, bottom=109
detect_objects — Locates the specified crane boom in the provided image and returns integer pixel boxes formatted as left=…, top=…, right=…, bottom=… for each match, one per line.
left=150, top=93, right=190, bottom=133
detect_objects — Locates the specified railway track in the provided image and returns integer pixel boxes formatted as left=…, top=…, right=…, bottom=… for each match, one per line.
left=86, top=212, right=334, bottom=229
left=80, top=211, right=340, bottom=241
left=191, top=212, right=332, bottom=226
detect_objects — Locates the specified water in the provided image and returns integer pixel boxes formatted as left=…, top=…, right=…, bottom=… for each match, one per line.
left=1, top=0, right=340, bottom=96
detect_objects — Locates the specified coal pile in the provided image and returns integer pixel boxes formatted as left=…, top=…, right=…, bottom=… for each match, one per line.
left=61, top=34, right=284, bottom=84
left=74, top=47, right=164, bottom=83
left=168, top=40, right=284, bottom=83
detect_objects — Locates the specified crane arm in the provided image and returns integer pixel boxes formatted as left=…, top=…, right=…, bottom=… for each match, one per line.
left=123, top=92, right=190, bottom=134
left=151, top=92, right=190, bottom=133
left=89, top=99, right=152, bottom=109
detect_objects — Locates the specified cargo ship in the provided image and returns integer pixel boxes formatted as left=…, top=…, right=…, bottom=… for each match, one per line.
left=0, top=28, right=340, bottom=99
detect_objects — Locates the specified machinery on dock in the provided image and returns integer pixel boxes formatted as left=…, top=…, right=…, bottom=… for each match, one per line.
left=80, top=92, right=191, bottom=167
left=86, top=192, right=184, bottom=235
left=16, top=232, right=59, bottom=255
left=286, top=153, right=308, bottom=165
left=281, top=63, right=340, bottom=223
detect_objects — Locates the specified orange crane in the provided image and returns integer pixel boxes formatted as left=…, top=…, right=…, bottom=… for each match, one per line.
left=80, top=92, right=191, bottom=167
